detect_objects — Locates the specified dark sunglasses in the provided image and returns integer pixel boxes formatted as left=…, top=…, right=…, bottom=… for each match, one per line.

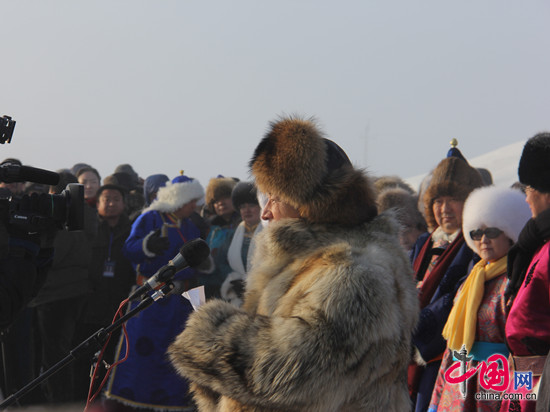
left=469, top=227, right=503, bottom=241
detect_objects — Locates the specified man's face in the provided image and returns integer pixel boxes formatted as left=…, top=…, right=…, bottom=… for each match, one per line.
left=97, top=189, right=125, bottom=219
left=261, top=195, right=300, bottom=222
left=432, top=196, right=464, bottom=234
left=525, top=186, right=550, bottom=218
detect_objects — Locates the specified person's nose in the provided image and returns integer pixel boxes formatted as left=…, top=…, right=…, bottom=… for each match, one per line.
left=261, top=199, right=273, bottom=221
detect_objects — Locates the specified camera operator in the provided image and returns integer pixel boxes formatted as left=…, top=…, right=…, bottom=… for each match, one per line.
left=0, top=212, right=57, bottom=331
left=0, top=200, right=58, bottom=403
left=0, top=180, right=85, bottom=406
left=27, top=172, right=97, bottom=404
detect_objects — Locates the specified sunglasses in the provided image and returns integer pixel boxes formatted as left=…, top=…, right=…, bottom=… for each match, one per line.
left=469, top=227, right=503, bottom=241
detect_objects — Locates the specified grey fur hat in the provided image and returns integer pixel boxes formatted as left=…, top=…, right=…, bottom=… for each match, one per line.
left=377, top=187, right=427, bottom=232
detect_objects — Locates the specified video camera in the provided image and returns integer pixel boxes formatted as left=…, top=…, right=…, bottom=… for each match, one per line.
left=0, top=115, right=84, bottom=231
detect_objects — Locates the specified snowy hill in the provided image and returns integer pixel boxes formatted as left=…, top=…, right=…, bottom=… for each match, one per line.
left=404, top=140, right=527, bottom=192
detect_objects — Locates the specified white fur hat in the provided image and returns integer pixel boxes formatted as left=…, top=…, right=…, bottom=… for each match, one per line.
left=143, top=174, right=205, bottom=214
left=462, top=185, right=531, bottom=253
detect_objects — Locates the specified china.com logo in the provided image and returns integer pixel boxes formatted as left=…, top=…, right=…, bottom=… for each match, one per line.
left=444, top=345, right=537, bottom=401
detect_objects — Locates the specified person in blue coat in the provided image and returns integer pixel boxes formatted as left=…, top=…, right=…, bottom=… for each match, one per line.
left=104, top=173, right=206, bottom=411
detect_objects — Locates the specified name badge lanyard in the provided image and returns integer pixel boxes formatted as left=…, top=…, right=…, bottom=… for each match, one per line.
left=103, top=232, right=115, bottom=278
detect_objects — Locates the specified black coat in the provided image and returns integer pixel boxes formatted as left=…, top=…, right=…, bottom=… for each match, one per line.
left=84, top=213, right=135, bottom=325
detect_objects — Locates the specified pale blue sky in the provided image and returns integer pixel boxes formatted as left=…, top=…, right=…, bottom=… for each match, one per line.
left=1, top=1, right=549, bottom=189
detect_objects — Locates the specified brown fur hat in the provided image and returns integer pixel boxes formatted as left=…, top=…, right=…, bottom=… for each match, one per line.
left=205, top=177, right=238, bottom=208
left=423, top=156, right=483, bottom=230
left=249, top=115, right=378, bottom=226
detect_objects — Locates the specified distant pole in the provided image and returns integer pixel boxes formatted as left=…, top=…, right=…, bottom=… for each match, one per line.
left=363, top=123, right=370, bottom=167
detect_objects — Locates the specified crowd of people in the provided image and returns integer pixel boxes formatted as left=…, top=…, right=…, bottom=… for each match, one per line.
left=0, top=118, right=549, bottom=412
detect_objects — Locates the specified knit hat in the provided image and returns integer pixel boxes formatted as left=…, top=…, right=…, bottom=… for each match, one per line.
left=462, top=186, right=531, bottom=253
left=96, top=183, right=127, bottom=200
left=231, top=181, right=258, bottom=210
left=114, top=164, right=140, bottom=188
left=143, top=173, right=204, bottom=214
left=423, top=141, right=483, bottom=230
left=518, top=132, right=550, bottom=193
left=205, top=177, right=238, bottom=207
left=249, top=115, right=377, bottom=226
left=103, top=172, right=135, bottom=191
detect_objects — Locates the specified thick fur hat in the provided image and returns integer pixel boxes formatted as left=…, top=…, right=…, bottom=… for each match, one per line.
left=423, top=156, right=483, bottom=230
left=518, top=132, right=550, bottom=193
left=231, top=181, right=258, bottom=210
left=143, top=174, right=204, bottom=214
left=374, top=175, right=415, bottom=195
left=249, top=115, right=377, bottom=226
left=462, top=186, right=531, bottom=253
left=205, top=177, right=238, bottom=207
left=377, top=187, right=427, bottom=232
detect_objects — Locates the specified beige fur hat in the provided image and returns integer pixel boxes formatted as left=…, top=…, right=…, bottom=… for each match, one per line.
left=205, top=177, right=238, bottom=208
left=249, top=115, right=377, bottom=226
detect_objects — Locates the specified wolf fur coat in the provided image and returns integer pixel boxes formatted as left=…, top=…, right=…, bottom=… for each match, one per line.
left=168, top=211, right=419, bottom=411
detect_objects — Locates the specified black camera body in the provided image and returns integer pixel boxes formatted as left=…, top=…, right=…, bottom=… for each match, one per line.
left=0, top=115, right=84, bottom=231
left=0, top=184, right=84, bottom=232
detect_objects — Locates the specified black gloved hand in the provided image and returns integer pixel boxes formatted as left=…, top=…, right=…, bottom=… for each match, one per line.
left=230, top=279, right=245, bottom=299
left=146, top=229, right=170, bottom=255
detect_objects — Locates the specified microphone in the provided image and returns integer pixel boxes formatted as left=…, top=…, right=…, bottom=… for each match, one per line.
left=128, top=238, right=210, bottom=301
left=0, top=164, right=60, bottom=185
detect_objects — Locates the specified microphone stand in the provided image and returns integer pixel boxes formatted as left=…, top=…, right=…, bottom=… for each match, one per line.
left=0, top=281, right=179, bottom=410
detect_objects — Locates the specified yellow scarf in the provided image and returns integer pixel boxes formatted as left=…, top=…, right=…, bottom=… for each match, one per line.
left=442, top=256, right=507, bottom=352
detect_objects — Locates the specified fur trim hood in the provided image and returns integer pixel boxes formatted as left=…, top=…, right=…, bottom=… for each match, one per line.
left=462, top=186, right=531, bottom=253
left=142, top=176, right=204, bottom=214
left=249, top=116, right=377, bottom=226
left=423, top=156, right=483, bottom=230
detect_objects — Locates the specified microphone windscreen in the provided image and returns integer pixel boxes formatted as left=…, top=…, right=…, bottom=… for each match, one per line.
left=19, top=165, right=60, bottom=185
left=179, top=238, right=210, bottom=268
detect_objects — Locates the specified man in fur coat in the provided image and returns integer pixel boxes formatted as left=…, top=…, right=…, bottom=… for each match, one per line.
left=168, top=116, right=419, bottom=411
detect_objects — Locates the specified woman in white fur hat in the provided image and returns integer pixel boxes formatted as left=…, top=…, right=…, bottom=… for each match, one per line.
left=429, top=186, right=531, bottom=411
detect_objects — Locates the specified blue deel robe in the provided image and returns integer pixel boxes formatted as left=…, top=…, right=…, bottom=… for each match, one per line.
left=105, top=210, right=200, bottom=410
